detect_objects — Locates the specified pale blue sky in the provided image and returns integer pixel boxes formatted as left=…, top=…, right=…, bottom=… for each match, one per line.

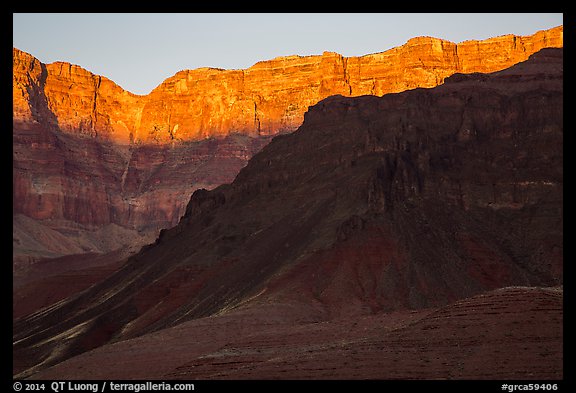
left=13, top=13, right=563, bottom=95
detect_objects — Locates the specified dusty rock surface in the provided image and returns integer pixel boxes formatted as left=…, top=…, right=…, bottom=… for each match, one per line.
left=27, top=286, right=562, bottom=380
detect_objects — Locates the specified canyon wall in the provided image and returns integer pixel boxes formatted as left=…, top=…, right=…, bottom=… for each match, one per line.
left=12, top=26, right=563, bottom=261
left=13, top=26, right=562, bottom=144
left=13, top=127, right=271, bottom=262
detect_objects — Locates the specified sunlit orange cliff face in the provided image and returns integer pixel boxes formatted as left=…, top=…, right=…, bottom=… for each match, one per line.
left=13, top=26, right=563, bottom=144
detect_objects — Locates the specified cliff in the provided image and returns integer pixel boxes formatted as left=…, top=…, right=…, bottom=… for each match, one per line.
left=13, top=26, right=563, bottom=143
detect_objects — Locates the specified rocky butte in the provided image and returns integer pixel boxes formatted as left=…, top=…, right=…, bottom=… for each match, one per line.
left=12, top=26, right=563, bottom=266
left=13, top=46, right=563, bottom=379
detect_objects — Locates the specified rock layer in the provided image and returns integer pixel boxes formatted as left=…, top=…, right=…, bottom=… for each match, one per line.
left=13, top=123, right=271, bottom=261
left=13, top=26, right=563, bottom=143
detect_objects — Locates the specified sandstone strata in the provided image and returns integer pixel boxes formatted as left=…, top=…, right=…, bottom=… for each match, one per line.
left=13, top=125, right=271, bottom=262
left=13, top=26, right=563, bottom=144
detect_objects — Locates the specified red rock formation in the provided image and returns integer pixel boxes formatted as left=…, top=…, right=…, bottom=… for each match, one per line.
left=13, top=48, right=563, bottom=379
left=13, top=26, right=563, bottom=143
left=12, top=26, right=563, bottom=263
left=13, top=123, right=271, bottom=261
left=13, top=48, right=141, bottom=143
